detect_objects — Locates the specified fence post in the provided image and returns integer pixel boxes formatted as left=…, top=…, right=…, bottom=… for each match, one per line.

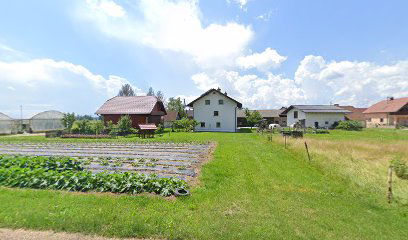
left=387, top=166, right=393, bottom=203
left=304, top=141, right=311, bottom=162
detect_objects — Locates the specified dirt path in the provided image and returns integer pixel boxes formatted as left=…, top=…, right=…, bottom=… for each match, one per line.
left=0, top=228, right=152, bottom=240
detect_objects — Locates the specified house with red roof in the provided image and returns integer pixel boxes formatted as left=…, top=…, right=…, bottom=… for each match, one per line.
left=95, top=96, right=166, bottom=129
left=363, top=97, right=408, bottom=128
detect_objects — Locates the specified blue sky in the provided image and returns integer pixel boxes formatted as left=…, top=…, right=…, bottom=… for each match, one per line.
left=0, top=0, right=407, bottom=118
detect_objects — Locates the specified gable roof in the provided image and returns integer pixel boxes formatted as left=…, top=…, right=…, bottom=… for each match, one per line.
left=339, top=106, right=368, bottom=121
left=237, top=109, right=284, bottom=118
left=363, top=97, right=408, bottom=114
left=280, top=105, right=350, bottom=115
left=187, top=89, right=242, bottom=108
left=95, top=96, right=166, bottom=115
left=162, top=111, right=179, bottom=122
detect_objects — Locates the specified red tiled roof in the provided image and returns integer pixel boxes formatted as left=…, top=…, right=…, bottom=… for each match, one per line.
left=339, top=106, right=368, bottom=121
left=95, top=96, right=166, bottom=115
left=162, top=111, right=179, bottom=122
left=363, top=97, right=408, bottom=114
left=138, top=123, right=157, bottom=130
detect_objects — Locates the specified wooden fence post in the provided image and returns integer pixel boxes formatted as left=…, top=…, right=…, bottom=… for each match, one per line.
left=387, top=166, right=393, bottom=203
left=304, top=141, right=311, bottom=162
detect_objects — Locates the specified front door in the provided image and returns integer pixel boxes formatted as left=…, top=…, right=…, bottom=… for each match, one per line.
left=314, top=122, right=319, bottom=128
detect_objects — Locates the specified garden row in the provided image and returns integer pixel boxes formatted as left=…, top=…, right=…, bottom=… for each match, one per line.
left=0, top=155, right=187, bottom=196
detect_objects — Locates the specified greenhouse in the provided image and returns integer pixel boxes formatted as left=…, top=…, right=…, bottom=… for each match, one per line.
left=0, top=112, right=18, bottom=135
left=29, top=110, right=65, bottom=132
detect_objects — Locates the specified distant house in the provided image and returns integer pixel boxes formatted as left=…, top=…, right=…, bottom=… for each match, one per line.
left=338, top=105, right=368, bottom=127
left=237, top=109, right=287, bottom=127
left=363, top=97, right=408, bottom=128
left=96, top=96, right=166, bottom=128
left=187, top=88, right=242, bottom=132
left=280, top=105, right=350, bottom=128
left=162, top=111, right=180, bottom=128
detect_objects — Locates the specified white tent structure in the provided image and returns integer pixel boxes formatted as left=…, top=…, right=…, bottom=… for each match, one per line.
left=29, top=110, right=65, bottom=132
left=0, top=112, right=18, bottom=134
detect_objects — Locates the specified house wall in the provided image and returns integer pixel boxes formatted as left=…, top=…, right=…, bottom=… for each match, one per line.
left=287, top=108, right=346, bottom=128
left=102, top=114, right=161, bottom=128
left=192, top=91, right=238, bottom=132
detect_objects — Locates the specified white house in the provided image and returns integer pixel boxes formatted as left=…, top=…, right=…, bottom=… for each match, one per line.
left=280, top=105, right=350, bottom=128
left=187, top=88, right=242, bottom=132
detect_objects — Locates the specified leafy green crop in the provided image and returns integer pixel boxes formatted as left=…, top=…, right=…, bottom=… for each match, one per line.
left=0, top=155, right=186, bottom=196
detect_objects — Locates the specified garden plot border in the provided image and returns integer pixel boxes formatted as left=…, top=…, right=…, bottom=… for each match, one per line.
left=0, top=142, right=216, bottom=183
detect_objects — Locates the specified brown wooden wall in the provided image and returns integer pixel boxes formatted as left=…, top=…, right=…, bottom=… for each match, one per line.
left=101, top=114, right=162, bottom=128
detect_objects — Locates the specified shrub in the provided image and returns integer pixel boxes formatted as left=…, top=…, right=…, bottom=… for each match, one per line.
left=172, top=118, right=198, bottom=132
left=335, top=120, right=363, bottom=131
left=392, top=159, right=408, bottom=180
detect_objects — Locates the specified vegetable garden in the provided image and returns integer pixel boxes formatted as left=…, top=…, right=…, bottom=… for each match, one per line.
left=0, top=142, right=213, bottom=196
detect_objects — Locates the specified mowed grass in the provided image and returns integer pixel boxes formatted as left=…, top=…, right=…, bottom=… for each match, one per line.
left=0, top=131, right=407, bottom=239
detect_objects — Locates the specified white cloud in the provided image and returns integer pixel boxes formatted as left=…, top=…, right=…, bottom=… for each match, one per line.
left=85, top=0, right=126, bottom=17
left=0, top=58, right=143, bottom=117
left=295, top=55, right=408, bottom=106
left=227, top=0, right=249, bottom=10
left=77, top=0, right=254, bottom=67
left=191, top=70, right=305, bottom=109
left=236, top=48, right=287, bottom=71
left=191, top=56, right=408, bottom=109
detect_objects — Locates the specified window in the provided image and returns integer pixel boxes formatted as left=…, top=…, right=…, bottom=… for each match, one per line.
left=219, top=99, right=224, bottom=105
left=380, top=118, right=384, bottom=123
left=214, top=111, right=219, bottom=116
left=216, top=122, right=221, bottom=128
left=200, top=122, right=205, bottom=127
left=325, top=121, right=329, bottom=125
left=205, top=100, right=210, bottom=105
left=294, top=111, right=298, bottom=119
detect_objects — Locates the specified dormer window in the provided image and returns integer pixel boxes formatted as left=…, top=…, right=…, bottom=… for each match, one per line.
left=219, top=99, right=224, bottom=105
left=205, top=100, right=210, bottom=105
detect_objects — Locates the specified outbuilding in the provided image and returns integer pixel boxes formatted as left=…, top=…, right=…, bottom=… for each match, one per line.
left=280, top=105, right=350, bottom=128
left=187, top=88, right=242, bottom=132
left=96, top=96, right=166, bottom=128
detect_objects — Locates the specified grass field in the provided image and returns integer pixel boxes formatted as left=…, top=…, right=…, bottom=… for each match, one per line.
left=0, top=129, right=407, bottom=239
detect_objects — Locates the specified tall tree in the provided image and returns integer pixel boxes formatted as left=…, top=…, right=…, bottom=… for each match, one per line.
left=156, top=90, right=164, bottom=102
left=244, top=108, right=263, bottom=129
left=147, top=87, right=155, bottom=96
left=167, top=97, right=187, bottom=118
left=117, top=84, right=135, bottom=96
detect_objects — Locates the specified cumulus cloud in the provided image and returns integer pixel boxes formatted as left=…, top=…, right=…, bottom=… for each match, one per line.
left=77, top=0, right=253, bottom=67
left=0, top=58, right=143, bottom=117
left=236, top=48, right=287, bottom=71
left=190, top=56, right=408, bottom=109
left=295, top=55, right=408, bottom=106
left=192, top=70, right=305, bottom=108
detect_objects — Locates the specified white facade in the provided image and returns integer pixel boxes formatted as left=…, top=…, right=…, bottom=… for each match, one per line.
left=286, top=107, right=346, bottom=128
left=191, top=91, right=239, bottom=132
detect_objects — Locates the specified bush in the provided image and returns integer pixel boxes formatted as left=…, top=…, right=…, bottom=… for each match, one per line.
left=172, top=118, right=198, bottom=132
left=335, top=120, right=363, bottom=131
left=392, top=159, right=408, bottom=180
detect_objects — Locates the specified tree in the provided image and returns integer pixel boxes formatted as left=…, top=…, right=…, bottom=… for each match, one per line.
left=167, top=97, right=187, bottom=118
left=244, top=109, right=263, bottom=129
left=117, top=84, right=135, bottom=96
left=147, top=87, right=155, bottom=96
left=156, top=90, right=164, bottom=102
left=61, top=113, right=76, bottom=131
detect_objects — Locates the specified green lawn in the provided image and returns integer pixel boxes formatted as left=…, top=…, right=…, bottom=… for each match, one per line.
left=0, top=131, right=407, bottom=239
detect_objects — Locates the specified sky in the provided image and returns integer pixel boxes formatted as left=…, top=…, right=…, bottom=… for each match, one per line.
left=0, top=0, right=408, bottom=118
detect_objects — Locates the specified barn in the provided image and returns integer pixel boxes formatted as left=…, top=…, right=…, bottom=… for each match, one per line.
left=95, top=96, right=166, bottom=128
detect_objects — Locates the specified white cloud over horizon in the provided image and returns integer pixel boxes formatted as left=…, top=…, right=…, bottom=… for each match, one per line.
left=191, top=56, right=408, bottom=109
left=0, top=57, right=143, bottom=118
